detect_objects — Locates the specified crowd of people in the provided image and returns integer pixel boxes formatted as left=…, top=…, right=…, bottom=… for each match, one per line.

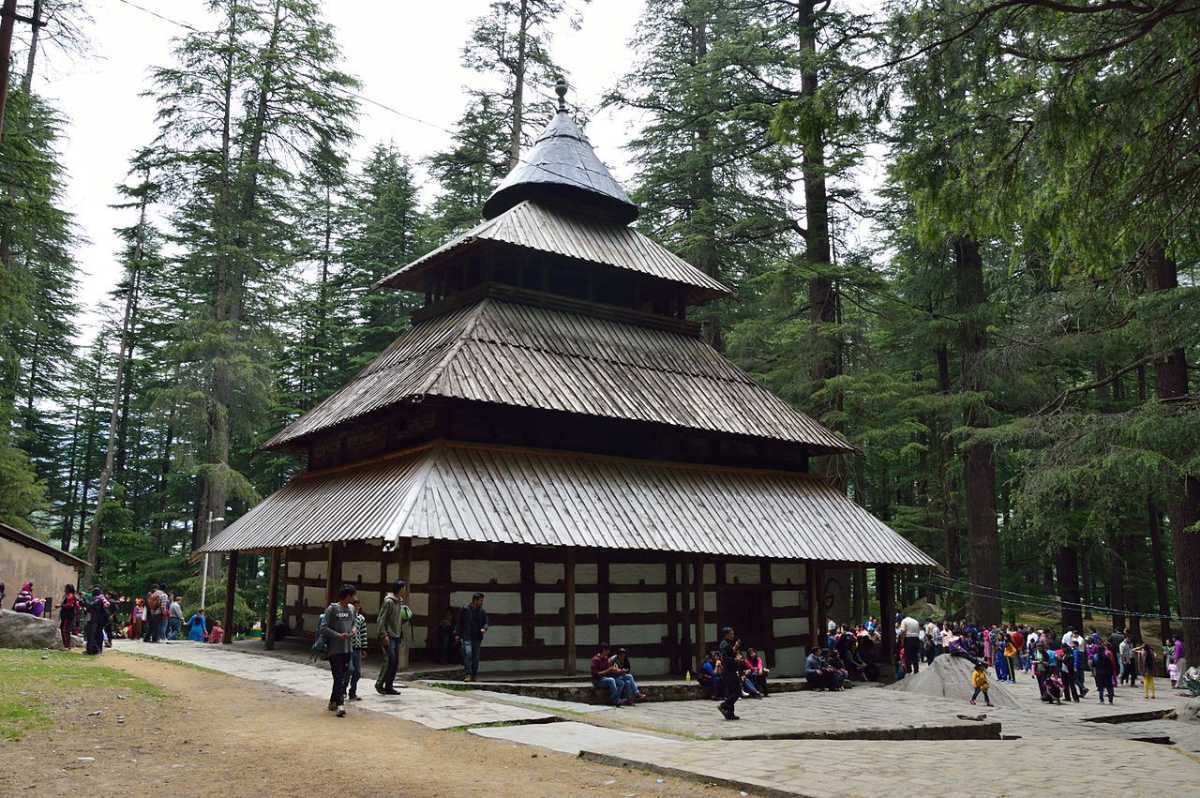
left=3, top=576, right=228, bottom=653
left=893, top=615, right=1186, bottom=705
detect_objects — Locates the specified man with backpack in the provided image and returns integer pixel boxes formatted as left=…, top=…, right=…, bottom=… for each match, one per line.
left=375, top=580, right=408, bottom=696
left=320, top=585, right=358, bottom=717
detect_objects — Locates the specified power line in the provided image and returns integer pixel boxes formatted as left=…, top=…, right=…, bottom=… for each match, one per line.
left=927, top=573, right=1200, bottom=623
left=114, top=0, right=605, bottom=196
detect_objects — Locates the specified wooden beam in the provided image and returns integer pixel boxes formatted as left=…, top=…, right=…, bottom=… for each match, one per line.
left=324, top=542, right=337, bottom=606
left=814, top=562, right=827, bottom=645
left=877, top=565, right=897, bottom=678
left=264, top=549, right=281, bottom=650
left=805, top=562, right=818, bottom=650
left=564, top=549, right=577, bottom=675
left=665, top=555, right=678, bottom=671
left=693, top=558, right=705, bottom=671
left=396, top=538, right=412, bottom=669
left=760, top=560, right=775, bottom=666
left=520, top=556, right=535, bottom=646
left=597, top=555, right=611, bottom=645
left=679, top=556, right=691, bottom=675
left=222, top=551, right=238, bottom=645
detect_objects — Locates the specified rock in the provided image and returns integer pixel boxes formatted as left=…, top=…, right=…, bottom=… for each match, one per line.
left=77, top=757, right=95, bottom=763
left=88, top=710, right=102, bottom=717
left=887, top=653, right=1021, bottom=708
left=0, top=609, right=77, bottom=650
left=1181, top=697, right=1200, bottom=725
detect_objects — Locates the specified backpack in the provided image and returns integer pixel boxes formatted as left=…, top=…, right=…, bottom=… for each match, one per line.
left=148, top=592, right=161, bottom=612
left=310, top=609, right=331, bottom=660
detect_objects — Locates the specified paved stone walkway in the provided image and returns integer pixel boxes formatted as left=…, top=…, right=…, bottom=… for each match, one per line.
left=114, top=640, right=555, bottom=730
left=464, top=689, right=616, bottom=714
left=579, top=738, right=1200, bottom=797
left=469, top=720, right=663, bottom=754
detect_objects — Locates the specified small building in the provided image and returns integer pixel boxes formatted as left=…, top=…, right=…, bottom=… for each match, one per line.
left=200, top=84, right=935, bottom=675
left=0, top=522, right=88, bottom=611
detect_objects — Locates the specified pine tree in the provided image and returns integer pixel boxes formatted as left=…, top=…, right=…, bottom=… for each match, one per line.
left=425, top=94, right=510, bottom=241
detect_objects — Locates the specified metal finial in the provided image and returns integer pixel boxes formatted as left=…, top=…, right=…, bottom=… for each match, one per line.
left=555, top=77, right=568, bottom=112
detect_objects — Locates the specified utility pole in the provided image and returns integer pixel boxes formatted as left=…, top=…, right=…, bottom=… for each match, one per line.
left=199, top=511, right=223, bottom=610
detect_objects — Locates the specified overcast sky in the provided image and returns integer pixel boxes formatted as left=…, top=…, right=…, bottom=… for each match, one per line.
left=32, top=0, right=647, bottom=341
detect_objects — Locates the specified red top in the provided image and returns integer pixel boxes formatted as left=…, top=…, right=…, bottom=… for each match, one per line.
left=590, top=652, right=610, bottom=680
left=208, top=626, right=224, bottom=644
left=1011, top=631, right=1024, bottom=649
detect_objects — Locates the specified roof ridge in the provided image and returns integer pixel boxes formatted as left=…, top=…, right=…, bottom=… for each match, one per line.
left=416, top=298, right=491, bottom=396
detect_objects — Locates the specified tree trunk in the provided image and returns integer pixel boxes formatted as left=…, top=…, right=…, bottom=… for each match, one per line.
left=1143, top=242, right=1200, bottom=661
left=689, top=8, right=721, bottom=350
left=955, top=236, right=1000, bottom=624
left=798, top=0, right=841, bottom=482
left=935, top=344, right=961, bottom=577
left=1080, top=546, right=1093, bottom=619
left=1147, top=497, right=1172, bottom=640
left=1056, top=546, right=1083, bottom=632
left=20, top=0, right=41, bottom=94
left=1108, top=540, right=1126, bottom=634
left=84, top=183, right=149, bottom=579
left=507, top=0, right=529, bottom=170
left=59, top=397, right=82, bottom=551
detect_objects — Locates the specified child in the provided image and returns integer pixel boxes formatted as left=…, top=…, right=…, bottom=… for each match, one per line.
left=208, top=620, right=224, bottom=644
left=1169, top=658, right=1180, bottom=688
left=970, top=661, right=992, bottom=706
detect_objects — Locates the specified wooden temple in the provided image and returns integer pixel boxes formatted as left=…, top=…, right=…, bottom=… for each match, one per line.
left=200, top=83, right=935, bottom=676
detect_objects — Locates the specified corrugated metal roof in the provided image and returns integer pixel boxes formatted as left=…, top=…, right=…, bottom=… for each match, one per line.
left=483, top=110, right=638, bottom=223
left=199, top=442, right=937, bottom=567
left=264, top=297, right=852, bottom=453
left=373, top=200, right=731, bottom=298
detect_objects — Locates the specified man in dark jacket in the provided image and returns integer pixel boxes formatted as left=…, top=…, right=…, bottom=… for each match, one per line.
left=1092, top=642, right=1115, bottom=704
left=321, top=585, right=357, bottom=717
left=457, top=593, right=488, bottom=682
left=717, top=627, right=742, bottom=720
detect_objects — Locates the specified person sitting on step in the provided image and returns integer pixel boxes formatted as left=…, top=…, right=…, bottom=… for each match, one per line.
left=590, top=642, right=637, bottom=706
left=699, top=650, right=723, bottom=699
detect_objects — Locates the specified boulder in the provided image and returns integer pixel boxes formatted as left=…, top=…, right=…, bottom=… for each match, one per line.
left=0, top=608, right=80, bottom=649
left=887, top=652, right=1021, bottom=708
left=1182, top=697, right=1200, bottom=725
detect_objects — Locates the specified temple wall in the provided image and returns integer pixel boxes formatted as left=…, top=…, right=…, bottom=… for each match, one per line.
left=280, top=540, right=821, bottom=676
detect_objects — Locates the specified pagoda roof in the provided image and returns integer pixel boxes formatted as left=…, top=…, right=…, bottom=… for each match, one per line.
left=482, top=108, right=638, bottom=224
left=263, top=294, right=851, bottom=453
left=198, top=440, right=936, bottom=567
left=373, top=199, right=730, bottom=300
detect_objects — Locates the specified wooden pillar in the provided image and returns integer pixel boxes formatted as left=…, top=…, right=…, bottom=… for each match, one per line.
left=598, top=555, right=611, bottom=645
left=222, top=551, right=238, bottom=645
left=519, top=556, right=535, bottom=646
left=666, top=556, right=678, bottom=669
left=679, top=557, right=691, bottom=675
left=760, top=560, right=775, bottom=666
left=878, top=565, right=897, bottom=676
left=805, top=562, right=819, bottom=650
left=693, top=558, right=705, bottom=671
left=564, top=549, right=577, bottom=675
left=813, top=563, right=827, bottom=644
left=264, top=549, right=281, bottom=650
left=427, top=544, right=449, bottom=662
left=324, top=542, right=338, bottom=605
left=396, top=538, right=412, bottom=668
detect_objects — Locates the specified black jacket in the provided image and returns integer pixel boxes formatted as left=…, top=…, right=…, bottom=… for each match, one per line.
left=457, top=605, right=488, bottom=643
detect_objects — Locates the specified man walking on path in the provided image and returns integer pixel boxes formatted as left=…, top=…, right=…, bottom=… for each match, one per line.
left=375, top=580, right=407, bottom=695
left=321, top=585, right=357, bottom=717
left=168, top=595, right=183, bottom=640
left=900, top=614, right=921, bottom=674
left=458, top=592, right=488, bottom=682
left=718, top=626, right=742, bottom=721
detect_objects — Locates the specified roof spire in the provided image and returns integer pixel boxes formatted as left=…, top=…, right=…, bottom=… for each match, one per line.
left=554, top=76, right=568, bottom=112
left=555, top=76, right=568, bottom=113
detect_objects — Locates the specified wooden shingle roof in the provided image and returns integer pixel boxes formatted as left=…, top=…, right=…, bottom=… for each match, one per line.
left=264, top=295, right=852, bottom=453
left=372, top=200, right=731, bottom=299
left=199, top=441, right=936, bottom=567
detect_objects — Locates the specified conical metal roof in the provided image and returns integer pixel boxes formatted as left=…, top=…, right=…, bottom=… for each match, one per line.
left=483, top=84, right=638, bottom=224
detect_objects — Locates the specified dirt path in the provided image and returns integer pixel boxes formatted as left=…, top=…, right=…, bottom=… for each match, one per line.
left=0, top=651, right=742, bottom=798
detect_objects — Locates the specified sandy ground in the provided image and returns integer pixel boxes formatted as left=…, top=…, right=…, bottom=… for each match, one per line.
left=0, top=651, right=742, bottom=798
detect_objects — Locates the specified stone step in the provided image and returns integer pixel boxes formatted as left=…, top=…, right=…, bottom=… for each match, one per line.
left=422, top=677, right=812, bottom=703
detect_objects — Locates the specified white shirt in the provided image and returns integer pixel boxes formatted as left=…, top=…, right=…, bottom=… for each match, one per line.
left=1061, top=631, right=1074, bottom=647
left=901, top=616, right=921, bottom=638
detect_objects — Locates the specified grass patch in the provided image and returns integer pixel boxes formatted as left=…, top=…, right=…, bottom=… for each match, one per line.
left=0, top=649, right=166, bottom=741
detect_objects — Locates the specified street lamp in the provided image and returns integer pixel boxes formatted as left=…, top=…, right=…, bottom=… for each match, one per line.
left=199, top=512, right=224, bottom=611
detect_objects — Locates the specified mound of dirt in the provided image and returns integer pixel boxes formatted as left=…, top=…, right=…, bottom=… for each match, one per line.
left=887, top=653, right=1020, bottom=708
